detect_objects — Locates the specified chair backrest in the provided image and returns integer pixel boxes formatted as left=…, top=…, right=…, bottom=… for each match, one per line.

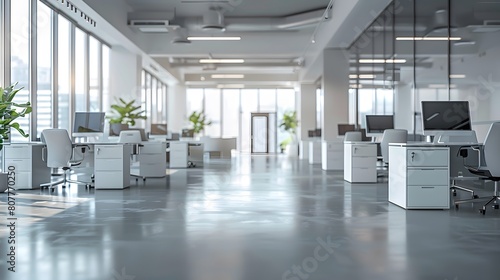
left=483, top=122, right=500, bottom=177
left=381, top=129, right=408, bottom=163
left=344, top=131, right=362, bottom=142
left=118, top=130, right=142, bottom=143
left=41, top=129, right=73, bottom=168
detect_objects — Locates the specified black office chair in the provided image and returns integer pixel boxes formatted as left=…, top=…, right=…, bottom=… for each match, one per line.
left=454, top=122, right=500, bottom=215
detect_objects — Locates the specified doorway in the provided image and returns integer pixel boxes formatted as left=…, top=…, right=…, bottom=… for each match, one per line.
left=250, top=113, right=276, bottom=154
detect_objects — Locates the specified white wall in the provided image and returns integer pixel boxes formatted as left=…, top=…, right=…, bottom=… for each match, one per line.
left=167, top=85, right=187, bottom=133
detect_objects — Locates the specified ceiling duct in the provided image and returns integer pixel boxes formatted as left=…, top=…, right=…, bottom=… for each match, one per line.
left=202, top=9, right=226, bottom=31
left=425, top=9, right=458, bottom=36
left=171, top=27, right=191, bottom=44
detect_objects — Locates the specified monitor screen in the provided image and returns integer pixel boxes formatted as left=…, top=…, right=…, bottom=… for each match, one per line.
left=73, top=112, right=105, bottom=133
left=365, top=115, right=394, bottom=133
left=421, top=101, right=471, bottom=131
left=338, top=124, right=356, bottom=136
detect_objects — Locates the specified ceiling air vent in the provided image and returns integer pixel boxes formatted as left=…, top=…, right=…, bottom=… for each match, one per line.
left=202, top=10, right=225, bottom=31
left=129, top=20, right=170, bottom=33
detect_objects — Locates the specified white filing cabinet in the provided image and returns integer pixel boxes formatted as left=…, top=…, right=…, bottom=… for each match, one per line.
left=169, top=142, right=189, bottom=168
left=388, top=144, right=450, bottom=209
left=322, top=141, right=343, bottom=170
left=3, top=144, right=50, bottom=189
left=344, top=142, right=377, bottom=183
left=135, top=142, right=167, bottom=178
left=94, top=144, right=131, bottom=189
left=309, top=141, right=322, bottom=164
left=299, top=140, right=310, bottom=160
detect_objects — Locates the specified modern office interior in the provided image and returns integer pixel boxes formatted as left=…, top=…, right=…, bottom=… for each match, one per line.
left=1, top=0, right=500, bottom=279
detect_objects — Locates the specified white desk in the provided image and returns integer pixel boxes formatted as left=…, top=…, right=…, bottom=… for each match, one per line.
left=2, top=143, right=51, bottom=190
left=388, top=143, right=450, bottom=209
left=134, top=142, right=167, bottom=179
left=344, top=142, right=377, bottom=183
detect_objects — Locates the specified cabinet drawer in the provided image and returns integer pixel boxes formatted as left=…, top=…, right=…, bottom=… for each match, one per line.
left=95, top=159, right=123, bottom=171
left=352, top=157, right=376, bottom=168
left=140, top=143, right=165, bottom=154
left=94, top=146, right=124, bottom=159
left=407, top=149, right=448, bottom=167
left=4, top=145, right=31, bottom=159
left=407, top=185, right=449, bottom=208
left=169, top=143, right=188, bottom=151
left=352, top=145, right=376, bottom=157
left=4, top=159, right=31, bottom=172
left=9, top=171, right=32, bottom=189
left=407, top=169, right=448, bottom=186
left=351, top=167, right=377, bottom=183
left=137, top=154, right=164, bottom=163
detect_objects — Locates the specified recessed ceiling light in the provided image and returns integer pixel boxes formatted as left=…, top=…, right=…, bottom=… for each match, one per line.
left=187, top=36, right=241, bottom=41
left=396, top=37, right=461, bottom=41
left=199, top=59, right=245, bottom=63
left=449, top=74, right=466, bottom=79
left=211, top=74, right=245, bottom=79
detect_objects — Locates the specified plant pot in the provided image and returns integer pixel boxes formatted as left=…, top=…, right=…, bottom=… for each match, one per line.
left=110, top=123, right=129, bottom=136
left=0, top=172, right=8, bottom=193
left=285, top=143, right=299, bottom=157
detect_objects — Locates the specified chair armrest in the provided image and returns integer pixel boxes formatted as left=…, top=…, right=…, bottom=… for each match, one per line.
left=457, top=145, right=483, bottom=171
left=70, top=144, right=91, bottom=163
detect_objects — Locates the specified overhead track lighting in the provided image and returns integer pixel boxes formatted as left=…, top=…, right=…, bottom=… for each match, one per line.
left=396, top=37, right=461, bottom=41
left=187, top=36, right=241, bottom=41
left=359, top=59, right=406, bottom=64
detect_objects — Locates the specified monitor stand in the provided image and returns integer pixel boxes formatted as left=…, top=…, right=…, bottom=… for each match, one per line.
left=432, top=131, right=478, bottom=144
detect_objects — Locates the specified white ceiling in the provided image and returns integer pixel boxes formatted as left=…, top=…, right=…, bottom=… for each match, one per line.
left=82, top=0, right=394, bottom=86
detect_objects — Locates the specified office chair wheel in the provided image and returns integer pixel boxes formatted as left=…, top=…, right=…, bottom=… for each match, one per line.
left=452, top=190, right=457, bottom=196
left=135, top=178, right=139, bottom=182
left=473, top=195, right=479, bottom=199
left=51, top=188, right=55, bottom=193
left=62, top=185, right=66, bottom=188
left=493, top=204, right=499, bottom=210
left=455, top=204, right=459, bottom=210
left=480, top=208, right=486, bottom=215
left=143, top=178, right=146, bottom=182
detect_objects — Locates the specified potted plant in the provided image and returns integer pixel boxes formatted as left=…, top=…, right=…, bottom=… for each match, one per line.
left=279, top=111, right=299, bottom=156
left=187, top=111, right=212, bottom=137
left=107, top=98, right=147, bottom=136
left=0, top=83, right=32, bottom=192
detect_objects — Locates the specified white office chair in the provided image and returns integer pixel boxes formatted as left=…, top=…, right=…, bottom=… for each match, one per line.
left=455, top=122, right=500, bottom=215
left=380, top=129, right=408, bottom=164
left=344, top=131, right=362, bottom=142
left=40, top=129, right=92, bottom=192
left=118, top=130, right=148, bottom=181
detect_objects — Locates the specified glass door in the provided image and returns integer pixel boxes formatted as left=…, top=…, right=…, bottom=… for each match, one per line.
left=251, top=113, right=269, bottom=153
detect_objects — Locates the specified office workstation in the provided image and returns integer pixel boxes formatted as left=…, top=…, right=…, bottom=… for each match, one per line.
left=2, top=0, right=500, bottom=279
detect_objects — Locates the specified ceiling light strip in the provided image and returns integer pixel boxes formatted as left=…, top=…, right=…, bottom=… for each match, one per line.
left=199, top=59, right=245, bottom=63
left=188, top=36, right=241, bottom=41
left=211, top=74, right=245, bottom=79
left=359, top=59, right=406, bottom=64
left=396, top=37, right=461, bottom=41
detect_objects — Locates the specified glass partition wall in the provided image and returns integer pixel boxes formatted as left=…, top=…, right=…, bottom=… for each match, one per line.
left=348, top=0, right=500, bottom=142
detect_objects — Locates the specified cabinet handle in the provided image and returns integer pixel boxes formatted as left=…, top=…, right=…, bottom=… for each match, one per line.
left=421, top=187, right=435, bottom=189
left=411, top=152, right=415, bottom=161
left=96, top=148, right=100, bottom=155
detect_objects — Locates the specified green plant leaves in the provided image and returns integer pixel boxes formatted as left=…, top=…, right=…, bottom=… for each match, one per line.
left=188, top=111, right=212, bottom=134
left=0, top=83, right=32, bottom=149
left=108, top=98, right=147, bottom=125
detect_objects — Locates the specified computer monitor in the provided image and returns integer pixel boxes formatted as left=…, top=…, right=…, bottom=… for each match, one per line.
left=72, top=112, right=105, bottom=137
left=151, top=123, right=168, bottom=135
left=365, top=115, right=394, bottom=137
left=338, top=124, right=356, bottom=136
left=182, top=129, right=194, bottom=138
left=421, top=101, right=476, bottom=143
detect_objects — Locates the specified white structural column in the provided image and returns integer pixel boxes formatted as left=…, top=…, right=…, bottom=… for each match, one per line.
left=168, top=84, right=187, bottom=133
left=297, top=83, right=316, bottom=160
left=321, top=49, right=349, bottom=140
left=321, top=49, right=349, bottom=170
left=394, top=68, right=414, bottom=132
left=297, top=83, right=316, bottom=141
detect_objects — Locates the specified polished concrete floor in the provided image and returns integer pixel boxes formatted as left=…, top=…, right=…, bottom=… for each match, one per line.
left=1, top=155, right=500, bottom=280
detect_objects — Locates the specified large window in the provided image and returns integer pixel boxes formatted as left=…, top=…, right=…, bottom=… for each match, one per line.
left=36, top=1, right=52, bottom=138
left=140, top=69, right=168, bottom=129
left=5, top=0, right=111, bottom=141
left=10, top=0, right=30, bottom=142
left=186, top=88, right=296, bottom=152
left=57, top=15, right=71, bottom=131
left=74, top=28, right=87, bottom=112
